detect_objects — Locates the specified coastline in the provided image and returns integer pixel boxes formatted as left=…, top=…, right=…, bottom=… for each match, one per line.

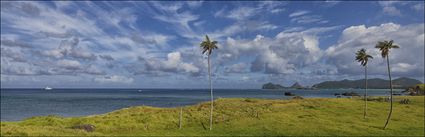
left=1, top=96, right=423, bottom=136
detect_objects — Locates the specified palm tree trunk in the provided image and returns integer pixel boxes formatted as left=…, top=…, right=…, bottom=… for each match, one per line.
left=364, top=65, right=368, bottom=119
left=383, top=55, right=393, bottom=129
left=208, top=55, right=213, bottom=131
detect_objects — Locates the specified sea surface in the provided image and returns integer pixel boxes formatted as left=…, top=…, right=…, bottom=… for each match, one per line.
left=0, top=88, right=404, bottom=121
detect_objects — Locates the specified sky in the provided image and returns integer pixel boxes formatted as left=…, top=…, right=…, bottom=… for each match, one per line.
left=1, top=1, right=424, bottom=88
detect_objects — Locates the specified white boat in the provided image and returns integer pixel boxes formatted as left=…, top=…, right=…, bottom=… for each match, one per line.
left=44, top=86, right=52, bottom=90
left=138, top=90, right=142, bottom=92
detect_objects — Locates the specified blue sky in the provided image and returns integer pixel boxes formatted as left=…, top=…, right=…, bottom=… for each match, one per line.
left=1, top=1, right=424, bottom=88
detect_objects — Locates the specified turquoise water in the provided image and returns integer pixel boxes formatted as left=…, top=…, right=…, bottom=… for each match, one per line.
left=0, top=88, right=404, bottom=121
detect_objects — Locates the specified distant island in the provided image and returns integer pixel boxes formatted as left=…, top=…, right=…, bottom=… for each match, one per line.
left=312, top=77, right=422, bottom=89
left=262, top=82, right=315, bottom=90
left=262, top=82, right=285, bottom=89
left=262, top=77, right=422, bottom=89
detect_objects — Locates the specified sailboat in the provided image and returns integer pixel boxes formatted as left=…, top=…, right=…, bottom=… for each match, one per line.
left=44, top=86, right=52, bottom=90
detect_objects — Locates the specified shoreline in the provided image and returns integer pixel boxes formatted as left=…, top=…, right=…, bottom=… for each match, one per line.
left=1, top=94, right=407, bottom=122
left=1, top=96, right=423, bottom=136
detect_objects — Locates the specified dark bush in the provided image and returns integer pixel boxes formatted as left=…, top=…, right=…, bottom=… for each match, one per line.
left=399, top=99, right=411, bottom=104
left=70, top=124, right=95, bottom=132
left=342, top=92, right=360, bottom=96
left=367, top=97, right=389, bottom=102
left=285, top=92, right=295, bottom=96
left=292, top=96, right=304, bottom=99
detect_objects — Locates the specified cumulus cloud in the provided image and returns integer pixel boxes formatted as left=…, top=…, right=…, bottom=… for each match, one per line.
left=217, top=25, right=336, bottom=75
left=40, top=37, right=97, bottom=60
left=130, top=52, right=201, bottom=76
left=325, top=23, right=424, bottom=77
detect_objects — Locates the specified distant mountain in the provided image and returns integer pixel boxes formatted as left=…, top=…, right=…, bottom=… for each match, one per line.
left=312, top=77, right=422, bottom=89
left=262, top=82, right=286, bottom=89
left=290, top=82, right=303, bottom=89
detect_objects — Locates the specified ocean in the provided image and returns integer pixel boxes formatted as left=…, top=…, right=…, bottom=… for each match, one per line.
left=0, top=88, right=404, bottom=121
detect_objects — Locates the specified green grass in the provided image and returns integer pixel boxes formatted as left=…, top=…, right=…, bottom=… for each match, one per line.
left=1, top=96, right=424, bottom=136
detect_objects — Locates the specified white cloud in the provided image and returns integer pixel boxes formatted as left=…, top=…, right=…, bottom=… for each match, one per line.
left=271, top=9, right=285, bottom=13
left=94, top=75, right=134, bottom=84
left=382, top=6, right=401, bottom=16
left=149, top=1, right=199, bottom=39
left=216, top=26, right=338, bottom=74
left=215, top=2, right=286, bottom=20
left=289, top=10, right=310, bottom=17
left=325, top=23, right=424, bottom=77
left=224, top=6, right=257, bottom=20
left=378, top=1, right=402, bottom=16
left=1, top=47, right=27, bottom=62
left=224, top=63, right=249, bottom=73
left=130, top=32, right=174, bottom=47
left=1, top=58, right=41, bottom=75
left=209, top=21, right=279, bottom=39
left=133, top=52, right=201, bottom=76
left=241, top=76, right=250, bottom=81
left=186, top=1, right=203, bottom=9
left=1, top=39, right=32, bottom=48
left=57, top=59, right=82, bottom=70
left=412, top=3, right=424, bottom=12
left=291, top=15, right=327, bottom=24
left=258, top=1, right=287, bottom=14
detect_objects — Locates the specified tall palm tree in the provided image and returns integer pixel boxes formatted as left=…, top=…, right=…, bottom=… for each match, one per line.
left=375, top=40, right=399, bottom=130
left=355, top=48, right=373, bottom=119
left=200, top=35, right=218, bottom=130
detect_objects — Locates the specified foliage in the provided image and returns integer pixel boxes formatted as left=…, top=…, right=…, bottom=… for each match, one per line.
left=313, top=77, right=422, bottom=89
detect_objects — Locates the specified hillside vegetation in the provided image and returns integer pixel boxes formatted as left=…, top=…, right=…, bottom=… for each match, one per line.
left=313, top=77, right=422, bottom=89
left=1, top=96, right=424, bottom=136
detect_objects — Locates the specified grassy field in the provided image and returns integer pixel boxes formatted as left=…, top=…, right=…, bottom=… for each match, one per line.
left=1, top=96, right=424, bottom=136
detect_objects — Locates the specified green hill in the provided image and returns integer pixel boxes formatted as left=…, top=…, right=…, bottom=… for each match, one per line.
left=313, top=77, right=422, bottom=89
left=262, top=82, right=286, bottom=89
left=1, top=96, right=424, bottom=136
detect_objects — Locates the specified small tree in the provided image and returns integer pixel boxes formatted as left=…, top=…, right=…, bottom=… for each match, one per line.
left=355, top=48, right=373, bottom=119
left=200, top=35, right=218, bottom=130
left=375, top=40, right=399, bottom=129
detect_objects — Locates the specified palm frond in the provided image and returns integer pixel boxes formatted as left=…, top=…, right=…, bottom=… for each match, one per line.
left=199, top=35, right=218, bottom=55
left=355, top=48, right=373, bottom=66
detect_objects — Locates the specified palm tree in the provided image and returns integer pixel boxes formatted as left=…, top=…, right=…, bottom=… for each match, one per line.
left=200, top=35, right=218, bottom=130
left=355, top=48, right=373, bottom=119
left=375, top=40, right=399, bottom=130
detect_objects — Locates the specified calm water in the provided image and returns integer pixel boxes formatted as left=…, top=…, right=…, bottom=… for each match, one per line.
left=0, top=88, right=404, bottom=121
